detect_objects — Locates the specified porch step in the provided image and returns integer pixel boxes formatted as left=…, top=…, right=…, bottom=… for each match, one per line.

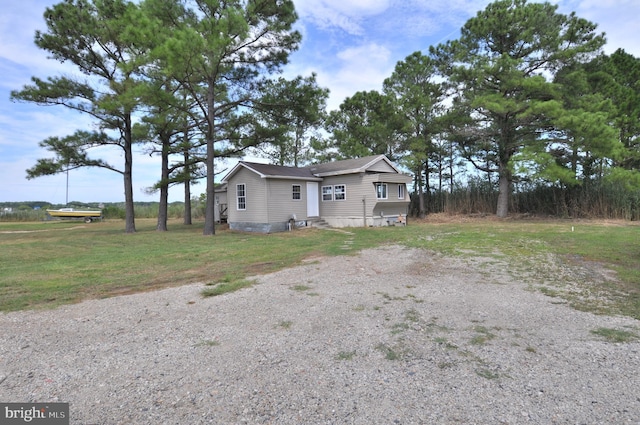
left=308, top=218, right=330, bottom=229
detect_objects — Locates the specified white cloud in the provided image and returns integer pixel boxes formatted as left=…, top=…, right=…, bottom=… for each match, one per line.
left=283, top=40, right=394, bottom=110
left=567, top=0, right=640, bottom=57
left=579, top=0, right=636, bottom=8
left=389, top=0, right=491, bottom=36
left=323, top=43, right=393, bottom=108
left=0, top=1, right=71, bottom=77
left=294, top=0, right=392, bottom=35
left=319, top=0, right=391, bottom=16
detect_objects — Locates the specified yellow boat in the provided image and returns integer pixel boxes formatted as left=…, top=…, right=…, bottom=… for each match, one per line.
left=46, top=208, right=102, bottom=223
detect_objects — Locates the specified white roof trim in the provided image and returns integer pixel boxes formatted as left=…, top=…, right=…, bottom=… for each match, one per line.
left=311, top=155, right=401, bottom=177
left=220, top=162, right=245, bottom=183
left=221, top=162, right=322, bottom=183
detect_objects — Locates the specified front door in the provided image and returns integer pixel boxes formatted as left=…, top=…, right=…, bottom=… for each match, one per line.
left=306, top=182, right=319, bottom=217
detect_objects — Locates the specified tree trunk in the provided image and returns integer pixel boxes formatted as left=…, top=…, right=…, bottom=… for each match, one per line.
left=157, top=137, right=169, bottom=232
left=418, top=162, right=426, bottom=218
left=448, top=140, right=455, bottom=194
left=123, top=113, right=136, bottom=233
left=294, top=124, right=303, bottom=167
left=496, top=168, right=511, bottom=218
left=203, top=80, right=216, bottom=236
left=183, top=144, right=192, bottom=226
left=184, top=182, right=192, bottom=225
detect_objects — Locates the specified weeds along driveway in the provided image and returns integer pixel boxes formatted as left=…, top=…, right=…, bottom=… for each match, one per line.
left=1, top=245, right=640, bottom=424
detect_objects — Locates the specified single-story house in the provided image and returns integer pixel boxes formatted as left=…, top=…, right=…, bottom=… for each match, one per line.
left=220, top=154, right=412, bottom=233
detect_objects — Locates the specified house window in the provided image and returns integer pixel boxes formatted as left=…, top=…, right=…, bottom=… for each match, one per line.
left=398, top=184, right=405, bottom=200
left=236, top=184, right=246, bottom=210
left=334, top=184, right=346, bottom=201
left=375, top=183, right=388, bottom=200
left=322, top=185, right=333, bottom=201
left=292, top=184, right=301, bottom=200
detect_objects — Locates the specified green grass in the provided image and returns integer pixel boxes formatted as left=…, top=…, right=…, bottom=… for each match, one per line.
left=591, top=327, right=639, bottom=343
left=291, top=285, right=312, bottom=291
left=336, top=350, right=356, bottom=360
left=1, top=217, right=639, bottom=320
left=404, top=219, right=640, bottom=319
left=475, top=368, right=501, bottom=380
left=470, top=326, right=497, bottom=345
left=201, top=279, right=257, bottom=297
left=277, top=320, right=293, bottom=329
left=435, top=338, right=459, bottom=350
left=375, top=343, right=403, bottom=360
left=195, top=339, right=220, bottom=347
left=0, top=219, right=370, bottom=311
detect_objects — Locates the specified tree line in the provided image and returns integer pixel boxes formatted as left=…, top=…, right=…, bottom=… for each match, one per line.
left=324, top=0, right=640, bottom=220
left=11, top=0, right=640, bottom=234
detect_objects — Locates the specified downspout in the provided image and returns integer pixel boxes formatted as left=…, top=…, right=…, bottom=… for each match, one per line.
left=362, top=196, right=367, bottom=227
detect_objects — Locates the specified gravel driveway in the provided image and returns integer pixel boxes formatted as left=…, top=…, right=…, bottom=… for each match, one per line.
left=1, top=245, right=640, bottom=424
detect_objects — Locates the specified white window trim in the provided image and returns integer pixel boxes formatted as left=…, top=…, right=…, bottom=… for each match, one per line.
left=334, top=184, right=346, bottom=201
left=292, top=184, right=301, bottom=201
left=236, top=183, right=246, bottom=211
left=322, top=185, right=333, bottom=201
left=398, top=184, right=405, bottom=200
left=376, top=183, right=388, bottom=200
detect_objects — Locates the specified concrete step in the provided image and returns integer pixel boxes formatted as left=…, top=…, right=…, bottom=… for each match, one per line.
left=308, top=218, right=330, bottom=229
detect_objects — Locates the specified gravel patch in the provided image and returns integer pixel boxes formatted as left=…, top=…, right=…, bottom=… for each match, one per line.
left=2, top=245, right=640, bottom=424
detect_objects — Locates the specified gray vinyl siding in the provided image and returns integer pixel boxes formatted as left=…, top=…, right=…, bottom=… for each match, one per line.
left=266, top=179, right=308, bottom=222
left=373, top=181, right=409, bottom=201
left=371, top=173, right=413, bottom=184
left=224, top=156, right=411, bottom=231
left=227, top=168, right=268, bottom=223
left=372, top=202, right=409, bottom=216
left=320, top=174, right=409, bottom=218
left=319, top=174, right=372, bottom=217
left=228, top=172, right=311, bottom=228
left=367, top=160, right=396, bottom=173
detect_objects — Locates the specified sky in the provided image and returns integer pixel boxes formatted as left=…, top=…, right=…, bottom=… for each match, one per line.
left=1, top=0, right=639, bottom=205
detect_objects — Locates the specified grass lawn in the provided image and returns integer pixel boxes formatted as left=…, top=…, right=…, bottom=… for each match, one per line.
left=1, top=216, right=638, bottom=318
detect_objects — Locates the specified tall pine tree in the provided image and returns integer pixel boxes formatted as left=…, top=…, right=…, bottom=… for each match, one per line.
left=432, top=0, right=605, bottom=217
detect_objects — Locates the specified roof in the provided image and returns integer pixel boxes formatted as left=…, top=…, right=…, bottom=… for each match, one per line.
left=221, top=161, right=322, bottom=182
left=221, top=154, right=405, bottom=182
left=306, top=155, right=400, bottom=177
